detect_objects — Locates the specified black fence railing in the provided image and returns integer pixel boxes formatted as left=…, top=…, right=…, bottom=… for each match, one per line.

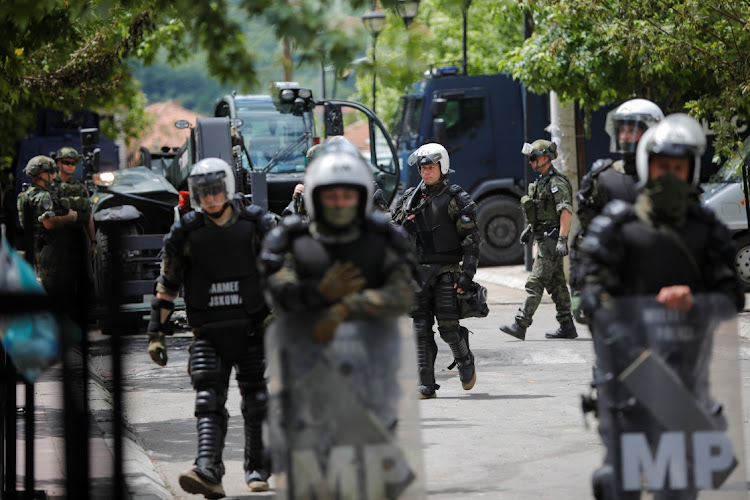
left=0, top=228, right=127, bottom=500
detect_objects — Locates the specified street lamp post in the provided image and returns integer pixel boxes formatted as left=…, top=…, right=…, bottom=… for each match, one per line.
left=395, top=0, right=420, bottom=29
left=362, top=9, right=386, bottom=112
left=462, top=0, right=472, bottom=76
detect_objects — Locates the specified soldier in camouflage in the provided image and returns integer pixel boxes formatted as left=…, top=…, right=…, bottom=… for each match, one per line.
left=391, top=142, right=480, bottom=399
left=499, top=139, right=577, bottom=340
left=17, top=155, right=79, bottom=294
left=53, top=147, right=97, bottom=258
left=569, top=99, right=663, bottom=323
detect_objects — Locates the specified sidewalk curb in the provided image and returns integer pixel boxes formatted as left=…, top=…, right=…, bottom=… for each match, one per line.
left=87, top=362, right=172, bottom=500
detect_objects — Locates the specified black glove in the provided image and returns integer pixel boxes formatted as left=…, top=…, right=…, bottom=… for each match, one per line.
left=147, top=297, right=174, bottom=366
left=401, top=217, right=417, bottom=234
left=456, top=273, right=473, bottom=293
left=519, top=225, right=532, bottom=245
left=556, top=235, right=569, bottom=256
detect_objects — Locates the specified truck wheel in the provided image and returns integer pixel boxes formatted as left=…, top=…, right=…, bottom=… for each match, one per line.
left=476, top=195, right=524, bottom=266
left=733, top=233, right=750, bottom=291
left=94, top=224, right=142, bottom=335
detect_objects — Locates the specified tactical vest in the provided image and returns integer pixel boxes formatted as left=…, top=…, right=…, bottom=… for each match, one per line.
left=529, top=171, right=562, bottom=228
left=291, top=222, right=387, bottom=289
left=407, top=187, right=461, bottom=264
left=184, top=216, right=266, bottom=326
left=597, top=164, right=638, bottom=205
left=617, top=217, right=711, bottom=295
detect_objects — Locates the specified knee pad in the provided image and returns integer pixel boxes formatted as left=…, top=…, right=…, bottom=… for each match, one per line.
left=413, top=317, right=434, bottom=339
left=437, top=320, right=460, bottom=344
left=195, top=388, right=222, bottom=416
left=240, top=386, right=268, bottom=420
left=190, top=338, right=222, bottom=387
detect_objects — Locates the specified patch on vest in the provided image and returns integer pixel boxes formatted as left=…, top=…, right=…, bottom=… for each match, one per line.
left=207, top=280, right=243, bottom=307
left=551, top=186, right=559, bottom=193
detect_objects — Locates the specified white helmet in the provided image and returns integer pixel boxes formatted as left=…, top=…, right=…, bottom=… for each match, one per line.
left=605, top=98, right=664, bottom=153
left=303, top=151, right=374, bottom=222
left=635, top=113, right=706, bottom=187
left=408, top=143, right=450, bottom=175
left=187, top=158, right=235, bottom=212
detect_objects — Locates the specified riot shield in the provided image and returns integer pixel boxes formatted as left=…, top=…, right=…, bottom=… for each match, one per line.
left=266, top=313, right=425, bottom=500
left=591, top=293, right=746, bottom=499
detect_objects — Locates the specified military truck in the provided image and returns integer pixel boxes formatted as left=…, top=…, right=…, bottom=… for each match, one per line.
left=214, top=82, right=401, bottom=213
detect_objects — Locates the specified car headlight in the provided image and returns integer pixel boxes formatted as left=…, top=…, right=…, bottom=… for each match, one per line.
left=93, top=171, right=116, bottom=187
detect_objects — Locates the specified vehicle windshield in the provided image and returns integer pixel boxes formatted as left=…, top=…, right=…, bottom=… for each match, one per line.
left=393, top=97, right=423, bottom=149
left=235, top=102, right=310, bottom=174
left=708, top=141, right=750, bottom=183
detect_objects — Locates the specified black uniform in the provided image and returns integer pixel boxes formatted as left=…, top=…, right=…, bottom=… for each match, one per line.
left=391, top=180, right=481, bottom=397
left=580, top=197, right=744, bottom=499
left=570, top=157, right=639, bottom=320
left=157, top=199, right=275, bottom=486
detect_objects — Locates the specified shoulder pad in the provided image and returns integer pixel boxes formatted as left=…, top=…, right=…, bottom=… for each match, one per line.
left=263, top=225, right=292, bottom=255
left=240, top=204, right=265, bottom=220
left=279, top=214, right=308, bottom=234
left=600, top=199, right=635, bottom=222
left=590, top=158, right=615, bottom=177
left=448, top=184, right=464, bottom=195
left=180, top=210, right=204, bottom=230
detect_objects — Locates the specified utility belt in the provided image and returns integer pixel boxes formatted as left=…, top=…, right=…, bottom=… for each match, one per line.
left=532, top=223, right=560, bottom=254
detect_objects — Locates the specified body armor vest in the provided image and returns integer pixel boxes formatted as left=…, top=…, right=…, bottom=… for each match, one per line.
left=530, top=172, right=561, bottom=228
left=184, top=216, right=266, bottom=326
left=407, top=187, right=461, bottom=264
left=291, top=223, right=387, bottom=289
left=597, top=165, right=638, bottom=205
left=617, top=217, right=710, bottom=295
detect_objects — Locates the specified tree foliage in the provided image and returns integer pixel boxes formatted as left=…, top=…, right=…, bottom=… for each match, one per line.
left=502, top=0, right=750, bottom=157
left=353, top=0, right=523, bottom=127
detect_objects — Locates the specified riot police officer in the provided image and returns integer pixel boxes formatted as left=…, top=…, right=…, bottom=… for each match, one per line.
left=499, top=139, right=577, bottom=340
left=569, top=99, right=664, bottom=322
left=147, top=158, right=276, bottom=498
left=17, top=156, right=79, bottom=293
left=391, top=142, right=480, bottom=399
left=259, top=147, right=417, bottom=496
left=579, top=114, right=744, bottom=499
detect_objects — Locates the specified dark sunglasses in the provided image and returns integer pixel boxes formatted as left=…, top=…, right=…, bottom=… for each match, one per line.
left=61, top=160, right=77, bottom=166
left=196, top=184, right=224, bottom=197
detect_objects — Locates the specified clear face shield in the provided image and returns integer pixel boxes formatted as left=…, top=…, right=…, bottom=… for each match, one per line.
left=615, top=119, right=648, bottom=154
left=408, top=151, right=443, bottom=169
left=188, top=171, right=228, bottom=213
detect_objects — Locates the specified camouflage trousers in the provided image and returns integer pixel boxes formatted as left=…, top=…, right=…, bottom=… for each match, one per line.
left=515, top=238, right=572, bottom=327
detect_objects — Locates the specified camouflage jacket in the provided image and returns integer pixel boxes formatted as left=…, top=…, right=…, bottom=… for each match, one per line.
left=528, top=167, right=573, bottom=229
left=259, top=213, right=415, bottom=319
left=17, top=184, right=68, bottom=271
left=53, top=175, right=91, bottom=223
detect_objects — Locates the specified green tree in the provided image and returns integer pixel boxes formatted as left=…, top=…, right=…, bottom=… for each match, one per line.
left=502, top=0, right=750, bottom=157
left=354, top=0, right=524, bottom=127
left=1, top=0, right=384, bottom=191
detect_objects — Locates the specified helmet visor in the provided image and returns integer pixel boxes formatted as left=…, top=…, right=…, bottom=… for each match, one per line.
left=188, top=171, right=228, bottom=211
left=521, top=143, right=547, bottom=160
left=615, top=118, right=648, bottom=154
left=408, top=151, right=443, bottom=168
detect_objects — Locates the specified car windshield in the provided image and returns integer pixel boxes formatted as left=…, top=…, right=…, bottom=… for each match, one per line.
left=236, top=103, right=310, bottom=174
left=708, top=142, right=750, bottom=183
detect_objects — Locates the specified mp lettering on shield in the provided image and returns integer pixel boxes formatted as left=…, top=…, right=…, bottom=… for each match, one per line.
left=291, top=443, right=414, bottom=500
left=621, top=431, right=736, bottom=491
left=207, top=280, right=243, bottom=307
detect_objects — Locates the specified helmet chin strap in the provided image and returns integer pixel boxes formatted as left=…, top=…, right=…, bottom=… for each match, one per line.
left=532, top=158, right=552, bottom=172
left=205, top=202, right=229, bottom=219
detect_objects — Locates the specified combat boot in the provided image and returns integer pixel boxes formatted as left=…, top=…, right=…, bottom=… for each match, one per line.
left=545, top=319, right=578, bottom=339
left=457, top=352, right=476, bottom=390
left=499, top=320, right=526, bottom=340
left=246, top=469, right=270, bottom=492
left=179, top=469, right=226, bottom=499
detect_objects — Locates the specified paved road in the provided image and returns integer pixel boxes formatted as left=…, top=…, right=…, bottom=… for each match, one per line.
left=86, top=277, right=750, bottom=499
